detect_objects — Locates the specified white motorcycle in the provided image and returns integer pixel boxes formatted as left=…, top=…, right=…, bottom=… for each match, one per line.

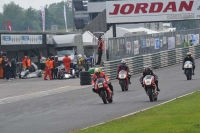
left=184, top=61, right=193, bottom=80
left=117, top=70, right=129, bottom=91
left=143, top=75, right=158, bottom=102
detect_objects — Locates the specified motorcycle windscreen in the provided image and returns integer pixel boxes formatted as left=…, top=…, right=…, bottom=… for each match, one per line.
left=144, top=75, right=153, bottom=80
left=119, top=70, right=126, bottom=75
left=96, top=78, right=104, bottom=84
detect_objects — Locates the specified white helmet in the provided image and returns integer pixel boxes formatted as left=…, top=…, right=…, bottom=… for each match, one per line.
left=187, top=52, right=192, bottom=56
left=78, top=54, right=82, bottom=58
left=121, top=59, right=126, bottom=66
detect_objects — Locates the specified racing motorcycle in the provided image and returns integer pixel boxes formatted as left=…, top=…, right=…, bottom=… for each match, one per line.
left=142, top=75, right=158, bottom=102
left=184, top=61, right=193, bottom=80
left=72, top=61, right=80, bottom=77
left=94, top=78, right=113, bottom=104
left=118, top=70, right=129, bottom=91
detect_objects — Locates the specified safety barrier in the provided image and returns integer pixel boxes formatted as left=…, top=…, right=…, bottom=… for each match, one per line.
left=101, top=45, right=200, bottom=80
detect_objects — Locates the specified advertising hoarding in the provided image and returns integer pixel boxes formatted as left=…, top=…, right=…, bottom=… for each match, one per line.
left=106, top=0, right=200, bottom=23
left=1, top=34, right=43, bottom=45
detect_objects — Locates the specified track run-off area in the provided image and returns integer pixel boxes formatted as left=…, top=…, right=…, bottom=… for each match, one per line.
left=0, top=59, right=200, bottom=133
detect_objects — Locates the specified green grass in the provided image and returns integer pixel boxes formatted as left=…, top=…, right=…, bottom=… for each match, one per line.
left=74, top=91, right=200, bottom=133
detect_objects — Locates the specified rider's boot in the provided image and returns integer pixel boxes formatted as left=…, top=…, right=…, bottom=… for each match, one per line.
left=155, top=82, right=160, bottom=91
left=128, top=77, right=131, bottom=84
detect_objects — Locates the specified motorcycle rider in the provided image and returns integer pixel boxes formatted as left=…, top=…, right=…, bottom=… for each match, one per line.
left=140, top=67, right=160, bottom=91
left=116, top=59, right=131, bottom=84
left=92, top=68, right=114, bottom=94
left=182, top=52, right=195, bottom=75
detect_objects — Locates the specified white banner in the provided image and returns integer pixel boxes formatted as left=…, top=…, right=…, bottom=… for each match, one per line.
left=106, top=0, right=200, bottom=23
left=64, top=5, right=68, bottom=32
left=1, top=34, right=42, bottom=45
left=168, top=37, right=175, bottom=49
left=163, top=36, right=167, bottom=44
left=146, top=39, right=150, bottom=47
left=40, top=6, right=45, bottom=32
left=126, top=41, right=131, bottom=51
left=176, top=34, right=181, bottom=45
left=150, top=38, right=155, bottom=46
left=134, top=40, right=139, bottom=55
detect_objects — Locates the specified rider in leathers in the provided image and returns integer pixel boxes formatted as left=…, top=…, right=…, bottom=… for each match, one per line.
left=92, top=68, right=114, bottom=94
left=116, top=59, right=131, bottom=84
left=182, top=52, right=195, bottom=75
left=140, top=67, right=160, bottom=91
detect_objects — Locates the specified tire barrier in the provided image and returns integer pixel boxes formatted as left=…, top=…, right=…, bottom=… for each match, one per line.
left=80, top=71, right=91, bottom=85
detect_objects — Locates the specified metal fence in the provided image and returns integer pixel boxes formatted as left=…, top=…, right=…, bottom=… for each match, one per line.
left=106, top=28, right=200, bottom=61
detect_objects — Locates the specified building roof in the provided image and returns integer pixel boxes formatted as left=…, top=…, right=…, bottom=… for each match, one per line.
left=104, top=27, right=159, bottom=38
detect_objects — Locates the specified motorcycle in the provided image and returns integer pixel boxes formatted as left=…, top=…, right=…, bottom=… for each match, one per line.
left=57, top=63, right=76, bottom=79
left=143, top=75, right=158, bottom=102
left=118, top=70, right=129, bottom=91
left=184, top=61, right=193, bottom=80
left=94, top=78, right=113, bottom=104
left=72, top=61, right=80, bottom=77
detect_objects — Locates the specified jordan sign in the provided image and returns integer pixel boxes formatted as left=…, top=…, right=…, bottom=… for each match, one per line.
left=106, top=0, right=200, bottom=23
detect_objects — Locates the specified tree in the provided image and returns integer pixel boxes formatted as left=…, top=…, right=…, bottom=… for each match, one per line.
left=3, top=2, right=25, bottom=31
left=0, top=13, right=5, bottom=30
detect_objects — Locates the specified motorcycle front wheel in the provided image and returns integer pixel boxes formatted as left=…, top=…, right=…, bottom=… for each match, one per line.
left=100, top=91, right=107, bottom=104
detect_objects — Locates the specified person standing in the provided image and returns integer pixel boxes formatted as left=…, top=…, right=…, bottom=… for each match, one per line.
left=54, top=55, right=59, bottom=79
left=26, top=56, right=31, bottom=71
left=96, top=37, right=105, bottom=65
left=22, top=56, right=27, bottom=70
left=2, top=56, right=6, bottom=79
left=50, top=57, right=55, bottom=79
left=10, top=56, right=17, bottom=79
left=4, top=58, right=11, bottom=81
left=44, top=57, right=52, bottom=80
left=62, top=55, right=71, bottom=73
left=0, top=55, right=3, bottom=79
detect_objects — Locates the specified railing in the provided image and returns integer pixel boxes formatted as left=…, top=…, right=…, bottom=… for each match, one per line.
left=106, top=28, right=200, bottom=61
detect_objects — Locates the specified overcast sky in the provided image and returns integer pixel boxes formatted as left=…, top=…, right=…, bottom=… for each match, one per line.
left=0, top=0, right=64, bottom=12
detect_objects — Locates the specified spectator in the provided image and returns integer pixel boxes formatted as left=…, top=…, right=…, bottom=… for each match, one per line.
left=0, top=55, right=3, bottom=79
left=2, top=56, right=6, bottom=79
left=50, top=57, right=55, bottom=79
left=27, top=56, right=31, bottom=71
left=4, top=58, right=11, bottom=81
left=22, top=56, right=27, bottom=70
left=62, top=55, right=71, bottom=73
left=96, top=37, right=105, bottom=65
left=10, top=56, right=17, bottom=79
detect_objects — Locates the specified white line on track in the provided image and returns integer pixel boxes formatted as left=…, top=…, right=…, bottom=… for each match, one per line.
left=80, top=90, right=199, bottom=131
left=0, top=86, right=70, bottom=105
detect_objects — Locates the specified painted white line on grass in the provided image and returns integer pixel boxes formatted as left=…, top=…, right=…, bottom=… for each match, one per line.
left=80, top=90, right=199, bottom=131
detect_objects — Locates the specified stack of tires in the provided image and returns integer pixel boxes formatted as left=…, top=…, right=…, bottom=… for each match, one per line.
left=80, top=71, right=91, bottom=85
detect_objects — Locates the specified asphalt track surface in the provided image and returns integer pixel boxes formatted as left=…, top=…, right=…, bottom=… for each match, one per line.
left=0, top=59, right=200, bottom=133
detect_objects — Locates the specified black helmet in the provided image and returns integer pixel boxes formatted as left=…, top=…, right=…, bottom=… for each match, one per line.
left=145, top=67, right=151, bottom=72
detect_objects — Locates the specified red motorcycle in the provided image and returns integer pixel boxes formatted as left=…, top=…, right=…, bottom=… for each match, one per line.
left=94, top=77, right=113, bottom=104
left=118, top=70, right=129, bottom=91
left=143, top=75, right=158, bottom=102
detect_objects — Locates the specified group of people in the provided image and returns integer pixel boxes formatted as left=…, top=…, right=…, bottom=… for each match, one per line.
left=0, top=55, right=17, bottom=81
left=22, top=56, right=31, bottom=70
left=91, top=52, right=196, bottom=96
left=44, top=53, right=85, bottom=80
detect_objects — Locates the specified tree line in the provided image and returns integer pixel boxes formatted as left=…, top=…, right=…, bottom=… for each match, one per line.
left=0, top=1, right=73, bottom=31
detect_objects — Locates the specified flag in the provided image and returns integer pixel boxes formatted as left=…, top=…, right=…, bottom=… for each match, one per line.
left=40, top=6, right=45, bottom=31
left=4, top=21, right=7, bottom=30
left=64, top=5, right=68, bottom=32
left=7, top=21, right=12, bottom=31
left=28, top=27, right=30, bottom=32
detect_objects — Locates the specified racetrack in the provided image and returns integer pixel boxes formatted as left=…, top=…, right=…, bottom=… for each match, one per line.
left=0, top=59, right=200, bottom=133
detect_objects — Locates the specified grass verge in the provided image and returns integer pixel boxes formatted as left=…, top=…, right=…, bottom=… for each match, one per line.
left=74, top=91, right=200, bottom=133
